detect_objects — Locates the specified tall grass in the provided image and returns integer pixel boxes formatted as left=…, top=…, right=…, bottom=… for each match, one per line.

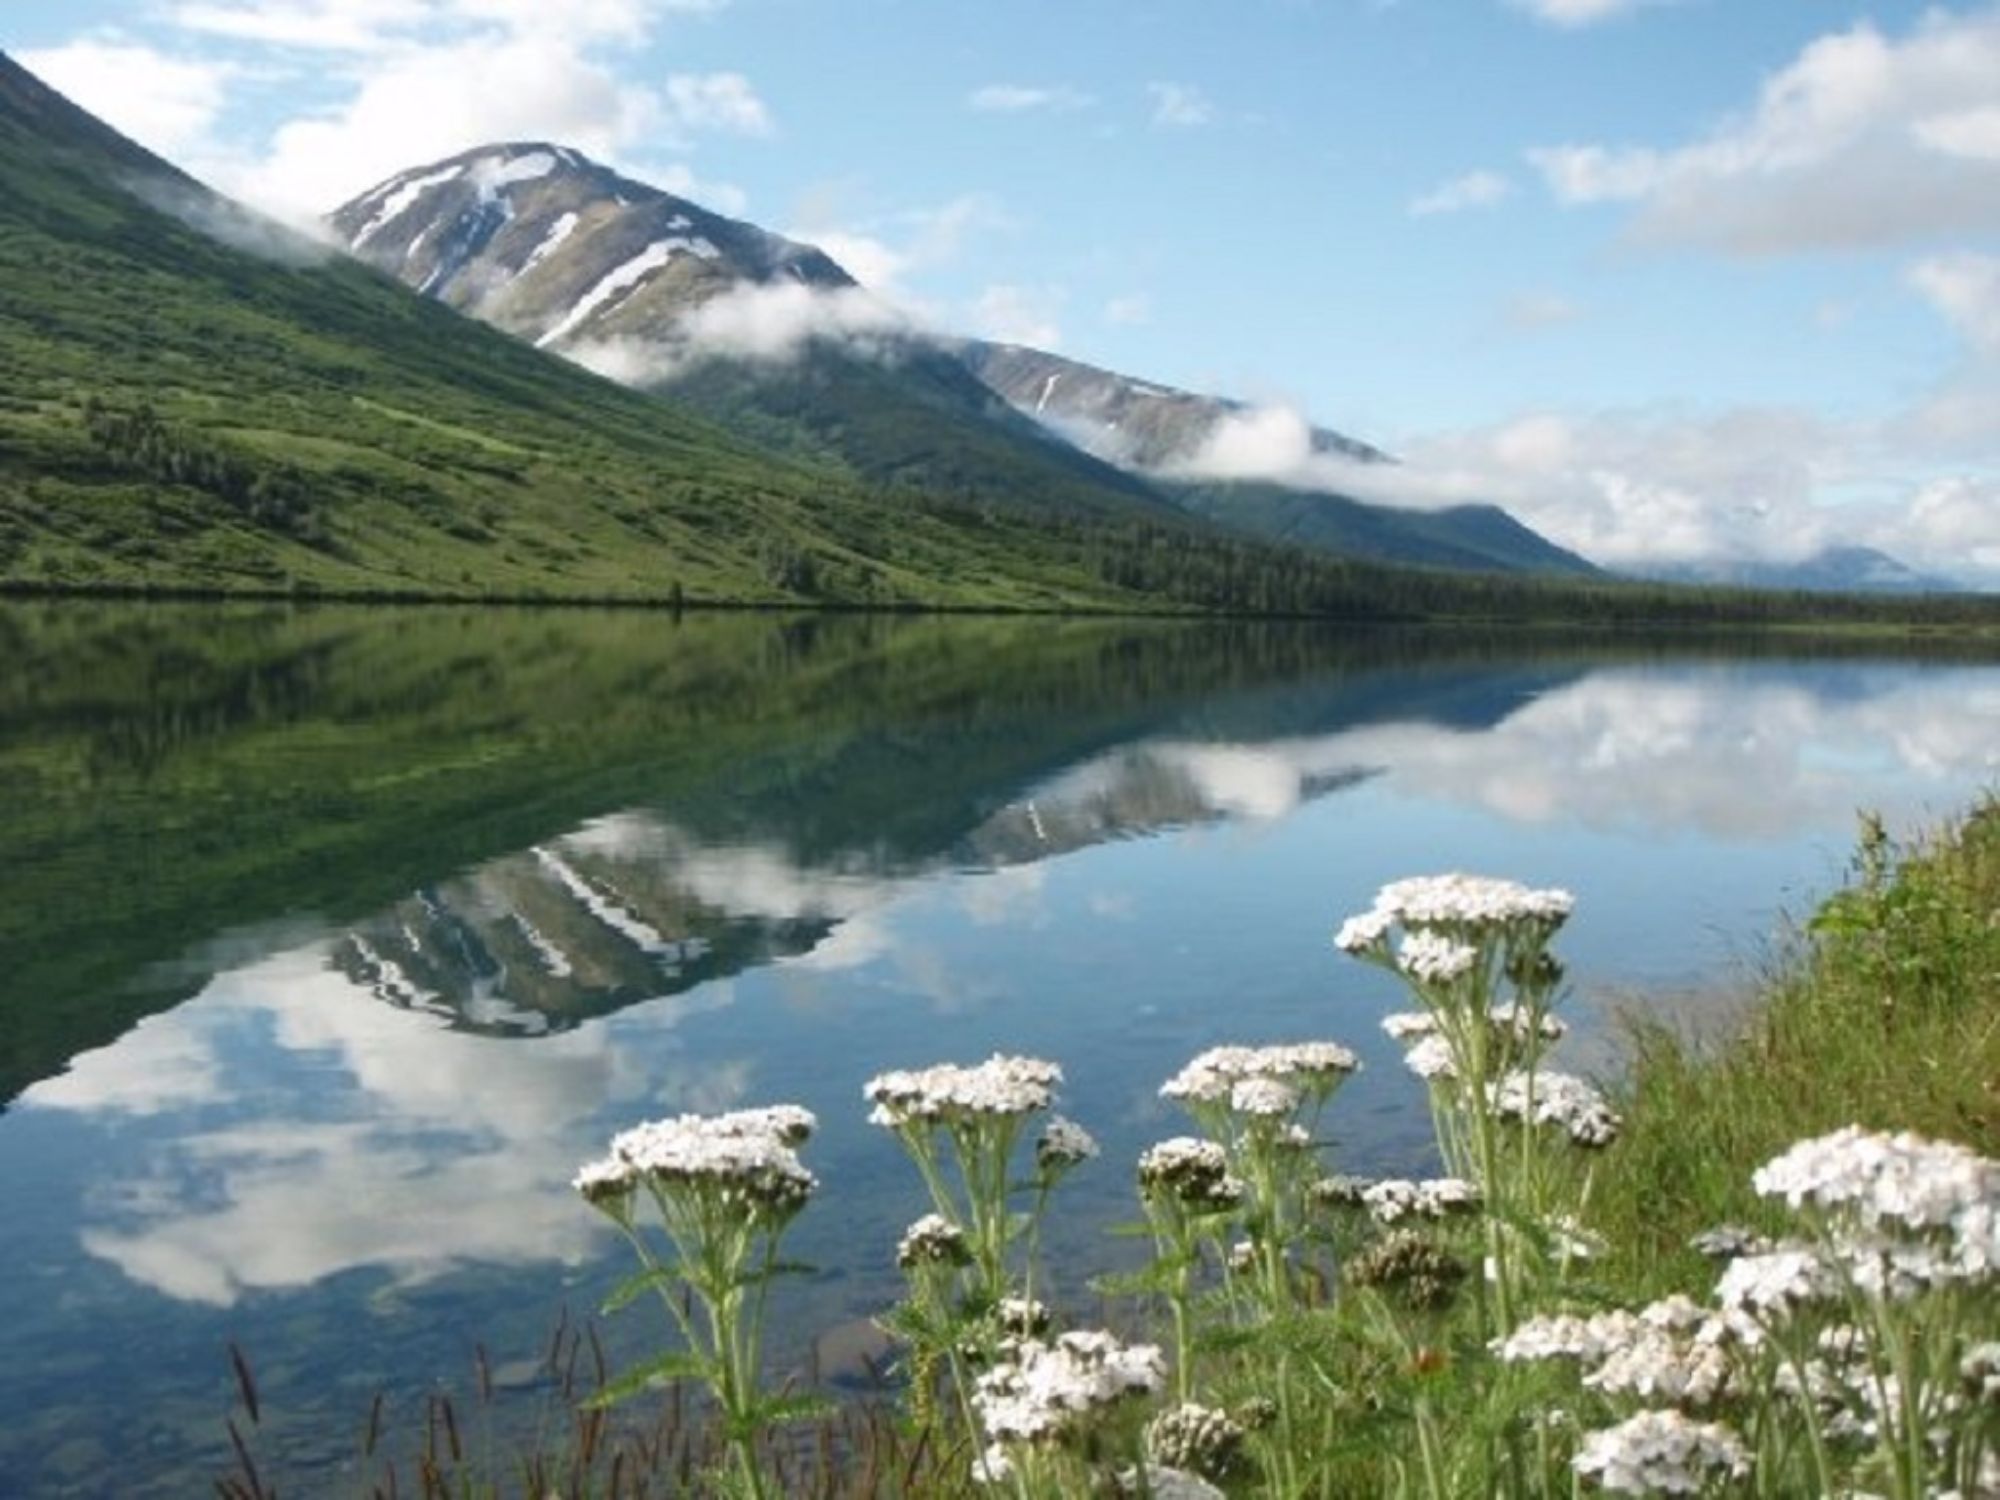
left=1593, top=798, right=2000, bottom=1305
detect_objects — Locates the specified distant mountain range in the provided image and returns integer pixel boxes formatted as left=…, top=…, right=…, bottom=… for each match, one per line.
left=1641, top=546, right=1962, bottom=595
left=332, top=142, right=1600, bottom=577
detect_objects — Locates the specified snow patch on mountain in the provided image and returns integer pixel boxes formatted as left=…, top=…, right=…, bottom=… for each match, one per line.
left=471, top=150, right=556, bottom=198
left=536, top=237, right=719, bottom=348
left=520, top=211, right=579, bottom=275
left=352, top=165, right=462, bottom=249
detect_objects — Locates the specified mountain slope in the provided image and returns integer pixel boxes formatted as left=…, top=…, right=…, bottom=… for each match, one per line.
left=332, top=145, right=1173, bottom=520
left=956, top=342, right=1596, bottom=576
left=1159, top=479, right=1598, bottom=575
left=0, top=54, right=1269, bottom=606
left=1643, top=546, right=1959, bottom=595
left=958, top=339, right=1387, bottom=468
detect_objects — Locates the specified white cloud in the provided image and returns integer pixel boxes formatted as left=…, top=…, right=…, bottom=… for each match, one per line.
left=1509, top=0, right=1669, bottom=27
left=662, top=71, right=773, bottom=137
left=1908, top=252, right=2000, bottom=354
left=568, top=282, right=908, bottom=384
left=16, top=38, right=236, bottom=156
left=1147, top=81, right=1214, bottom=129
left=125, top=173, right=340, bottom=264
left=1883, top=476, right=2000, bottom=575
left=220, top=34, right=670, bottom=219
left=791, top=192, right=1011, bottom=306
left=30, top=2, right=756, bottom=224
left=1913, top=103, right=2000, bottom=162
left=1158, top=397, right=1999, bottom=585
left=969, top=283, right=1065, bottom=349
left=167, top=0, right=412, bottom=51
left=1527, top=10, right=2000, bottom=254
left=645, top=160, right=748, bottom=217
left=968, top=84, right=1093, bottom=114
left=1408, top=168, right=1511, bottom=216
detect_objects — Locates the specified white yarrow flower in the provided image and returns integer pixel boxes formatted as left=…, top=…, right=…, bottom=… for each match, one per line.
left=864, top=1054, right=1062, bottom=1125
left=1036, top=1115, right=1100, bottom=1171
left=1397, top=930, right=1479, bottom=984
left=1572, top=1410, right=1748, bottom=1493
left=1488, top=1069, right=1621, bottom=1148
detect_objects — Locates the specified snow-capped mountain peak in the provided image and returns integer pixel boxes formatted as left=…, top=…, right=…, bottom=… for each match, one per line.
left=330, top=143, right=850, bottom=348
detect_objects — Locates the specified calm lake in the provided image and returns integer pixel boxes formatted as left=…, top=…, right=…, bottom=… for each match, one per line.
left=2, top=602, right=1996, bottom=1495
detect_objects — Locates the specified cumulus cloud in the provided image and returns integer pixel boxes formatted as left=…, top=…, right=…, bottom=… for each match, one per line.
left=1147, top=82, right=1215, bottom=129
left=16, top=37, right=236, bottom=156
left=1527, top=9, right=2000, bottom=254
left=968, top=84, right=1093, bottom=114
left=661, top=71, right=773, bottom=137
left=1908, top=252, right=2000, bottom=354
left=969, top=283, right=1065, bottom=349
left=791, top=192, right=1011, bottom=306
left=568, top=282, right=909, bottom=385
left=1409, top=169, right=1512, bottom=216
left=29, top=1, right=759, bottom=225
left=1157, top=397, right=1997, bottom=586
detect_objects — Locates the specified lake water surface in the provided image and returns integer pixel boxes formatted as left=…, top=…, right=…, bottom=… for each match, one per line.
left=2, top=603, right=1996, bottom=1495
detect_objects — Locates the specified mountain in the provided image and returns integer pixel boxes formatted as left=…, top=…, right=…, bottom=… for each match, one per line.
left=1644, top=546, right=1960, bottom=595
left=1159, top=480, right=1598, bottom=575
left=5, top=52, right=1432, bottom=610
left=335, top=145, right=1600, bottom=575
left=956, top=342, right=1596, bottom=576
left=957, top=340, right=1386, bottom=469
left=329, top=144, right=852, bottom=346
left=331, top=144, right=1174, bottom=520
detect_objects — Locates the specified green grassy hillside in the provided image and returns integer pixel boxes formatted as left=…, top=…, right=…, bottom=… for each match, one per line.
left=0, top=53, right=1164, bottom=609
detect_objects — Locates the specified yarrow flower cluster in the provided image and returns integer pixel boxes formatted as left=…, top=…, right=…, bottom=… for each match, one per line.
left=573, top=1106, right=819, bottom=1216
left=1144, top=1401, right=1248, bottom=1479
left=1402, top=1035, right=1458, bottom=1082
left=1752, top=1125, right=2000, bottom=1234
left=1228, top=1076, right=1300, bottom=1118
left=972, top=1330, right=1165, bottom=1443
left=1347, top=1230, right=1468, bottom=1310
left=1488, top=1069, right=1622, bottom=1148
left=1138, top=1138, right=1243, bottom=1211
left=1036, top=1115, right=1100, bottom=1172
left=1361, top=1176, right=1483, bottom=1225
left=1571, top=1409, right=1749, bottom=1494
left=1715, top=1246, right=1838, bottom=1316
left=897, top=1212, right=971, bottom=1270
left=1337, top=873, right=1574, bottom=953
left=864, top=1055, right=1061, bottom=1127
left=1159, top=1042, right=1360, bottom=1106
left=1396, top=930, right=1480, bottom=985
left=1381, top=1011, right=1438, bottom=1041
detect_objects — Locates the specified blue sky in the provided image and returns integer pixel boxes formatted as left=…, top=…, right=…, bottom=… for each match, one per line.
left=6, top=0, right=2000, bottom=579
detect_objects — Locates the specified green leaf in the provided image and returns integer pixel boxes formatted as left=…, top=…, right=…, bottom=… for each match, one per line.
left=583, top=1349, right=715, bottom=1409
left=601, top=1264, right=683, bottom=1315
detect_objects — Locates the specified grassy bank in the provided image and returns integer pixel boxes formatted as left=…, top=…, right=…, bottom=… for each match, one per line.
left=1593, top=799, right=2000, bottom=1305
left=216, top=803, right=2000, bottom=1498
